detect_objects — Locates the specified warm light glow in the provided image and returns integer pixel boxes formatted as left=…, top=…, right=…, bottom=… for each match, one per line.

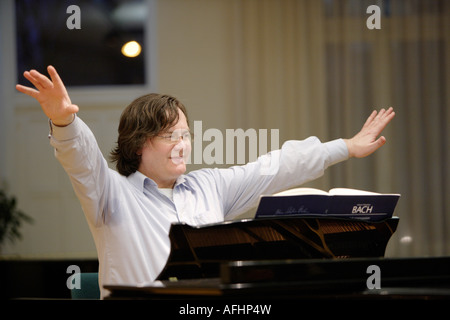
left=121, top=41, right=141, bottom=58
left=400, top=236, right=413, bottom=244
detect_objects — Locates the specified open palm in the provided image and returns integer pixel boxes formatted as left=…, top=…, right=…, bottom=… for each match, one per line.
left=16, top=66, right=78, bottom=126
left=344, top=107, right=395, bottom=158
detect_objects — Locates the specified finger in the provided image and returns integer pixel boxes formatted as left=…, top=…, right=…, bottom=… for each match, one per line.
left=16, top=84, right=39, bottom=98
left=23, top=71, right=42, bottom=89
left=379, top=108, right=395, bottom=124
left=67, top=104, right=80, bottom=114
left=381, top=107, right=394, bottom=120
left=375, top=108, right=386, bottom=121
left=364, top=136, right=386, bottom=157
left=372, top=111, right=395, bottom=136
left=363, top=110, right=377, bottom=128
left=47, top=65, right=65, bottom=90
left=373, top=136, right=387, bottom=149
left=29, top=69, right=53, bottom=89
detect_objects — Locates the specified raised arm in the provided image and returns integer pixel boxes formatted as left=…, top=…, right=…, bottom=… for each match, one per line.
left=344, top=107, right=395, bottom=158
left=16, top=66, right=78, bottom=126
left=16, top=66, right=112, bottom=227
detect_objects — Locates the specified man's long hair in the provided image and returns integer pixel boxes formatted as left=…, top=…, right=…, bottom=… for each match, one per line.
left=110, top=93, right=189, bottom=176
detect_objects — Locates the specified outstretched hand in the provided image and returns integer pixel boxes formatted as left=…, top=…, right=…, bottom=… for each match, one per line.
left=344, top=107, right=395, bottom=158
left=16, top=66, right=78, bottom=126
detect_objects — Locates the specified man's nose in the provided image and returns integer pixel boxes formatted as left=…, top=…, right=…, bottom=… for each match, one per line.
left=172, top=138, right=189, bottom=155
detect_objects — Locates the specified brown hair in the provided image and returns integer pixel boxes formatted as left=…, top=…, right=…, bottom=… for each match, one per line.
left=110, top=93, right=189, bottom=176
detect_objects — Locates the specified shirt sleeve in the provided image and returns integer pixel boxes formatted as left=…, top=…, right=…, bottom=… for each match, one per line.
left=214, top=136, right=349, bottom=219
left=49, top=116, right=111, bottom=227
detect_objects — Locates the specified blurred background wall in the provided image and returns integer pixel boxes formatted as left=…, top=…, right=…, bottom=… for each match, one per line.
left=0, top=0, right=448, bottom=259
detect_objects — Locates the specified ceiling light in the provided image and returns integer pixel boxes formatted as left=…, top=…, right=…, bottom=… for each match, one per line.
left=121, top=41, right=141, bottom=58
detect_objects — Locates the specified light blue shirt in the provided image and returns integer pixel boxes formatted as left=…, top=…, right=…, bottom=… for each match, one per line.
left=50, top=116, right=348, bottom=298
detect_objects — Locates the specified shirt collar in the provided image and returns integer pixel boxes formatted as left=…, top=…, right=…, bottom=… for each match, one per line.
left=174, top=175, right=187, bottom=188
left=127, top=171, right=189, bottom=193
left=127, top=171, right=151, bottom=193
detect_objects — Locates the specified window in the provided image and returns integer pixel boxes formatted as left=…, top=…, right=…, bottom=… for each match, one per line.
left=15, top=0, right=146, bottom=87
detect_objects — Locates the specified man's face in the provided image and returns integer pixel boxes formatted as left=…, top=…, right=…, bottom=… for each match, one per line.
left=137, top=109, right=191, bottom=188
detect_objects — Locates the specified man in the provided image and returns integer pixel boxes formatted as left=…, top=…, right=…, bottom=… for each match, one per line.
left=16, top=66, right=395, bottom=298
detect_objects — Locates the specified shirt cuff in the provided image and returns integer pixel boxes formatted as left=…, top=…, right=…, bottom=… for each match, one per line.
left=48, top=114, right=81, bottom=141
left=324, top=138, right=349, bottom=167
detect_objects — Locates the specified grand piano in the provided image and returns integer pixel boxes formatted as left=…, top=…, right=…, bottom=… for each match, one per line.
left=105, top=216, right=450, bottom=300
left=156, top=216, right=399, bottom=280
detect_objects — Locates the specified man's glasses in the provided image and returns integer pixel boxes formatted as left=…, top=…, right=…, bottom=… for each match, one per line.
left=156, top=129, right=192, bottom=145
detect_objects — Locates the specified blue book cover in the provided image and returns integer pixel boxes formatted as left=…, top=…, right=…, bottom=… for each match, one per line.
left=255, top=188, right=400, bottom=222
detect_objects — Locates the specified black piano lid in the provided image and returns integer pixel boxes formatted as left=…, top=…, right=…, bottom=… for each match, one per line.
left=157, top=216, right=399, bottom=281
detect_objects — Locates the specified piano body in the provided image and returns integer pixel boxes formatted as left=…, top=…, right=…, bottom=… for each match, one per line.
left=105, top=216, right=450, bottom=299
left=157, top=216, right=399, bottom=280
left=105, top=216, right=450, bottom=300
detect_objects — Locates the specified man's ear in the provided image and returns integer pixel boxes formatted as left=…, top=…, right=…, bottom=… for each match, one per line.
left=136, top=143, right=144, bottom=156
left=137, top=139, right=150, bottom=155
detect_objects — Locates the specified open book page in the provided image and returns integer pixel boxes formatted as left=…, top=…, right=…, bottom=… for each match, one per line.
left=274, top=187, right=397, bottom=196
left=328, top=188, right=400, bottom=196
left=328, top=188, right=380, bottom=195
left=274, top=188, right=328, bottom=196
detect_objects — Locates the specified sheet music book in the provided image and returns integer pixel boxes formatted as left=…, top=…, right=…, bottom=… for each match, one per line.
left=255, top=187, right=400, bottom=222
